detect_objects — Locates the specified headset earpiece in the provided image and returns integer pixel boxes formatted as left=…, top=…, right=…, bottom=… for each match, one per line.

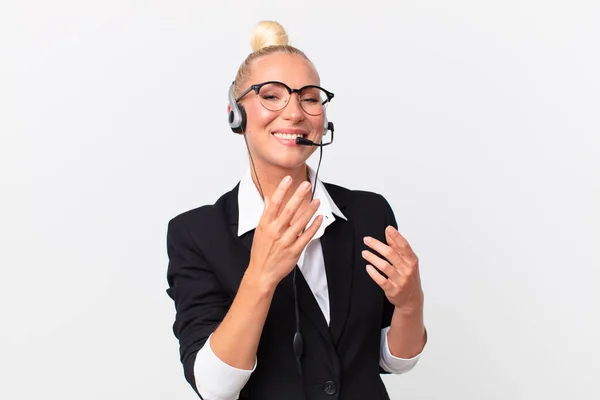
left=228, top=83, right=246, bottom=133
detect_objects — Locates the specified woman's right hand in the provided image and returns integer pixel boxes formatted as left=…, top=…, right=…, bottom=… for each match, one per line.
left=246, top=176, right=323, bottom=290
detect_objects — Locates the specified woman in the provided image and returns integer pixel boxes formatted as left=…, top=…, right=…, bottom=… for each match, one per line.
left=166, top=21, right=427, bottom=400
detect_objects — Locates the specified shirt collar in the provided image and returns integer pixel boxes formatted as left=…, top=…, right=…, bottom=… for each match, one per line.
left=237, top=165, right=347, bottom=237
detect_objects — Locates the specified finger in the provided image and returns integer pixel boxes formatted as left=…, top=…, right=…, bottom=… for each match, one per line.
left=285, top=198, right=320, bottom=243
left=289, top=195, right=314, bottom=227
left=366, top=264, right=396, bottom=293
left=384, top=228, right=421, bottom=285
left=292, top=212, right=323, bottom=253
left=263, top=176, right=292, bottom=221
left=274, top=181, right=312, bottom=230
left=363, top=236, right=403, bottom=268
left=385, top=226, right=418, bottom=264
left=361, top=250, right=402, bottom=281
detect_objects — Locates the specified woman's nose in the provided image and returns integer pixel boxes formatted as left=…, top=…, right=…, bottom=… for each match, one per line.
left=280, top=93, right=305, bottom=122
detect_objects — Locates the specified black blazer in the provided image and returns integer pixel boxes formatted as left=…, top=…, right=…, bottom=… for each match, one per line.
left=166, top=181, right=400, bottom=400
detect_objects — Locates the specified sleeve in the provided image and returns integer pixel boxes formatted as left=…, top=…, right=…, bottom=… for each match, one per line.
left=379, top=326, right=425, bottom=373
left=166, top=217, right=251, bottom=399
left=193, top=334, right=257, bottom=400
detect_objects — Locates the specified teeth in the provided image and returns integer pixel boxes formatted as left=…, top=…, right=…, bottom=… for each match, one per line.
left=273, top=133, right=303, bottom=140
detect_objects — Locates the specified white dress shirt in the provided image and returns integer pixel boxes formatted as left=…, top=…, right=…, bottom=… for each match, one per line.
left=193, top=167, right=425, bottom=400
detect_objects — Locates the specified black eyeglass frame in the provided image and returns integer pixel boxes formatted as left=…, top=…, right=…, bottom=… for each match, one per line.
left=235, top=81, right=334, bottom=114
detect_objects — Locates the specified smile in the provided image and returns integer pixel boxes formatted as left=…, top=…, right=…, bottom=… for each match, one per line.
left=272, top=132, right=306, bottom=140
left=271, top=132, right=308, bottom=147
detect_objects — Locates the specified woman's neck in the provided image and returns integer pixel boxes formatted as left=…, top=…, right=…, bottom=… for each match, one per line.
left=249, top=162, right=311, bottom=205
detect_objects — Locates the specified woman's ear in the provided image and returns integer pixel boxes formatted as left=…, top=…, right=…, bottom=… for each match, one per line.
left=227, top=104, right=231, bottom=113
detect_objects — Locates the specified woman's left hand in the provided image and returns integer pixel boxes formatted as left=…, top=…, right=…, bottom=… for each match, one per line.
left=362, top=226, right=424, bottom=314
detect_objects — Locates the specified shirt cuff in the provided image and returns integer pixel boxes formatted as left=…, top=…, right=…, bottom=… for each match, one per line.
left=379, top=326, right=426, bottom=374
left=194, top=334, right=257, bottom=400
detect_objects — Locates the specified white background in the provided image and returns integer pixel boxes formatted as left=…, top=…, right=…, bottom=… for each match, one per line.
left=1, top=1, right=599, bottom=399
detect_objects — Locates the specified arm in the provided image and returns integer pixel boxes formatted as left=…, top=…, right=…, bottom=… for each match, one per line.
left=167, top=218, right=252, bottom=399
left=382, top=199, right=427, bottom=358
left=379, top=326, right=426, bottom=373
left=387, top=305, right=427, bottom=359
left=362, top=195, right=427, bottom=372
left=378, top=280, right=427, bottom=373
left=167, top=218, right=274, bottom=399
left=208, top=265, right=276, bottom=370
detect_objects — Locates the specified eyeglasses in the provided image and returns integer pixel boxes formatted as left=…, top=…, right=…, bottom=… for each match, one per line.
left=235, top=81, right=334, bottom=116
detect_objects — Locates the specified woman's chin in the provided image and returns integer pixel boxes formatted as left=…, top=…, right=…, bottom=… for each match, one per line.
left=267, top=156, right=309, bottom=171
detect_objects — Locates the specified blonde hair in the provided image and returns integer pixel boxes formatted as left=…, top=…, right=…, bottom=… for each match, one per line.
left=232, top=21, right=312, bottom=98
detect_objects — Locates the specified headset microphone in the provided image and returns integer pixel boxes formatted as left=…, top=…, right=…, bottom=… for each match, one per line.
left=295, top=122, right=335, bottom=146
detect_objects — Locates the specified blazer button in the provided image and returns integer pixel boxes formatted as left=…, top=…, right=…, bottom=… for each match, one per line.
left=323, top=381, right=337, bottom=395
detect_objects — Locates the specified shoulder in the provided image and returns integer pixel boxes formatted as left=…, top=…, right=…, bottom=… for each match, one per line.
left=323, top=181, right=392, bottom=210
left=323, top=181, right=397, bottom=228
left=167, top=183, right=239, bottom=233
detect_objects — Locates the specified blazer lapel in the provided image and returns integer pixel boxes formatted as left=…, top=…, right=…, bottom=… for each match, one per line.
left=321, top=182, right=355, bottom=345
left=322, top=217, right=355, bottom=345
left=222, top=184, right=255, bottom=295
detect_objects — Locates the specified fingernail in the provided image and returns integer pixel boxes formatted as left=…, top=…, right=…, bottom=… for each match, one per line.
left=300, top=181, right=310, bottom=190
left=283, top=176, right=292, bottom=184
left=312, top=198, right=320, bottom=205
left=364, top=236, right=371, bottom=244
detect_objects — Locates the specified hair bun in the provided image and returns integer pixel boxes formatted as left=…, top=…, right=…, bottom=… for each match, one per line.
left=249, top=21, right=289, bottom=52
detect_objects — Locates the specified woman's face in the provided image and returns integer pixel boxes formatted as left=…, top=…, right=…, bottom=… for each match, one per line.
left=237, top=53, right=326, bottom=171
